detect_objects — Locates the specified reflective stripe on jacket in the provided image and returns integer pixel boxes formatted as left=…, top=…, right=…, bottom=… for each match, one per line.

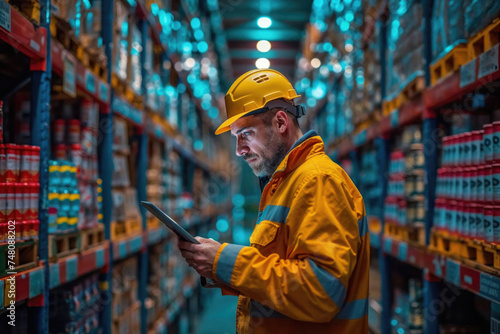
left=213, top=131, right=369, bottom=333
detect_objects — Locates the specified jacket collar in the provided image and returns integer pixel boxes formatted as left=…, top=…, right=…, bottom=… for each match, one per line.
left=258, top=130, right=323, bottom=191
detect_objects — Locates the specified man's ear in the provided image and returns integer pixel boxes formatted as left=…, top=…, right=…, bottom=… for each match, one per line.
left=275, top=110, right=288, bottom=133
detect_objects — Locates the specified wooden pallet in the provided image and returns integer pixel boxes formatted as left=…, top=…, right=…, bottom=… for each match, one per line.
left=384, top=222, right=409, bottom=242
left=8, top=1, right=40, bottom=25
left=468, top=18, right=500, bottom=59
left=48, top=231, right=81, bottom=262
left=80, top=224, right=106, bottom=251
left=399, top=76, right=425, bottom=105
left=0, top=240, right=38, bottom=278
left=50, top=17, right=108, bottom=81
left=462, top=240, right=500, bottom=270
left=111, top=74, right=144, bottom=109
left=147, top=217, right=160, bottom=230
left=50, top=18, right=80, bottom=58
left=430, top=44, right=469, bottom=85
left=382, top=96, right=400, bottom=116
left=429, top=229, right=463, bottom=256
left=407, top=223, right=426, bottom=247
left=76, top=46, right=108, bottom=81
left=111, top=219, right=143, bottom=240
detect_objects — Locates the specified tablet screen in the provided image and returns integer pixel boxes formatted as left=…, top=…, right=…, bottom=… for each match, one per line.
left=140, top=201, right=200, bottom=244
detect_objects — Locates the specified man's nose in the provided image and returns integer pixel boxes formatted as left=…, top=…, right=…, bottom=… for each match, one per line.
left=235, top=137, right=249, bottom=157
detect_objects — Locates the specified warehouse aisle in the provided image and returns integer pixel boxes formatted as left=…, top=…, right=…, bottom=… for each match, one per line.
left=196, top=293, right=238, bottom=334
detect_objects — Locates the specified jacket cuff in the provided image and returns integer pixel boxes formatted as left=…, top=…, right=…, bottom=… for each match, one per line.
left=200, top=277, right=220, bottom=289
left=213, top=243, right=245, bottom=285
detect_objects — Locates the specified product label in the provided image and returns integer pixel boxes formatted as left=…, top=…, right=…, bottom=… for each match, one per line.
left=471, top=176, right=477, bottom=201
left=478, top=174, right=484, bottom=202
left=485, top=214, right=494, bottom=242
left=477, top=213, right=484, bottom=240
left=63, top=53, right=76, bottom=97
left=460, top=59, right=477, bottom=87
left=494, top=132, right=500, bottom=161
left=0, top=0, right=10, bottom=32
left=469, top=212, right=477, bottom=238
left=447, top=209, right=454, bottom=232
left=471, top=140, right=479, bottom=165
left=485, top=134, right=493, bottom=161
left=479, top=44, right=499, bottom=79
left=494, top=174, right=500, bottom=202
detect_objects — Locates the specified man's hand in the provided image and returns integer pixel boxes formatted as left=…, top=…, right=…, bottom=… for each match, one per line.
left=178, top=237, right=221, bottom=280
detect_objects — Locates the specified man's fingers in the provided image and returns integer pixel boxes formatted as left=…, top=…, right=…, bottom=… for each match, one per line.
left=178, top=240, right=197, bottom=251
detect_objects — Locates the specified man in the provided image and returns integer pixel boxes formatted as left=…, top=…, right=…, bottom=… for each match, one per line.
left=178, top=69, right=369, bottom=333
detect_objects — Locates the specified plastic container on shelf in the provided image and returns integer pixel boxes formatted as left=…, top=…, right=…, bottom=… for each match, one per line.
left=68, top=119, right=81, bottom=144
left=484, top=205, right=494, bottom=242
left=493, top=121, right=500, bottom=163
left=484, top=124, right=494, bottom=164
left=53, top=119, right=66, bottom=145
left=6, top=144, right=20, bottom=183
left=471, top=130, right=482, bottom=166
left=54, top=144, right=67, bottom=161
left=31, top=146, right=40, bottom=182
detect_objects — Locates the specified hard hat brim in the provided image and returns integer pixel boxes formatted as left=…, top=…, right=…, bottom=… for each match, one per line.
left=214, top=109, right=254, bottom=135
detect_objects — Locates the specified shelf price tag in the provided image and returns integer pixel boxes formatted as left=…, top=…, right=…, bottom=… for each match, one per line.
left=85, top=70, right=96, bottom=95
left=460, top=266, right=480, bottom=293
left=99, top=81, right=109, bottom=103
left=491, top=301, right=500, bottom=333
left=445, top=258, right=461, bottom=287
left=384, top=238, right=392, bottom=253
left=390, top=110, right=399, bottom=128
left=63, top=53, right=76, bottom=97
left=0, top=0, right=11, bottom=32
left=398, top=242, right=408, bottom=262
left=460, top=59, right=476, bottom=88
left=478, top=44, right=499, bottom=79
left=479, top=272, right=500, bottom=303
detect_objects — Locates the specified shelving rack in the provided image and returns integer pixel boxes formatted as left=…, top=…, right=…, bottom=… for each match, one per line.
left=0, top=0, right=233, bottom=333
left=300, top=0, right=500, bottom=333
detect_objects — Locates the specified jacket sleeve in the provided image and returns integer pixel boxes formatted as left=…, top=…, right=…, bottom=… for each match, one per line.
left=200, top=278, right=240, bottom=296
left=212, top=173, right=366, bottom=322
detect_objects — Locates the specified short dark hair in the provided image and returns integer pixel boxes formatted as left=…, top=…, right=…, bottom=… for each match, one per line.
left=254, top=102, right=300, bottom=129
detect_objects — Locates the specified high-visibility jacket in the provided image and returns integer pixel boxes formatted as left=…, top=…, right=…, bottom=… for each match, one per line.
left=212, top=130, right=369, bottom=333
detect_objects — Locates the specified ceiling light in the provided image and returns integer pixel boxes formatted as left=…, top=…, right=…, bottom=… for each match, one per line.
left=255, top=58, right=270, bottom=69
left=311, top=58, right=321, bottom=69
left=257, top=17, right=272, bottom=29
left=184, top=57, right=195, bottom=69
left=256, top=40, right=271, bottom=52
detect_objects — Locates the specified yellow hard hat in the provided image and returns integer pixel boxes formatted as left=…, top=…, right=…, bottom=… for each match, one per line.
left=215, top=69, right=303, bottom=135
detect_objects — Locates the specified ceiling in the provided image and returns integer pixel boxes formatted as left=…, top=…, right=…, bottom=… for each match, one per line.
left=220, top=0, right=313, bottom=82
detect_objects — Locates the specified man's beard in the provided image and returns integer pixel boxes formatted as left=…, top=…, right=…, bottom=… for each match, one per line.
left=245, top=129, right=287, bottom=177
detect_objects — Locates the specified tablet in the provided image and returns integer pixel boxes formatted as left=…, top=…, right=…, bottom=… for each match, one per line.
left=140, top=201, right=200, bottom=244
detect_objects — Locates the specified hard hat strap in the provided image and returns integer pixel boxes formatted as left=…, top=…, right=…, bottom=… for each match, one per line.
left=245, top=100, right=306, bottom=119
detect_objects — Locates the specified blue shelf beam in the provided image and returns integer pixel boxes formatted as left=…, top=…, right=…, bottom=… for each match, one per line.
left=99, top=0, right=114, bottom=333
left=138, top=17, right=149, bottom=332
left=29, top=0, right=51, bottom=332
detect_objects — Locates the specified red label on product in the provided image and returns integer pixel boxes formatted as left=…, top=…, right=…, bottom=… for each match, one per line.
left=31, top=146, right=40, bottom=182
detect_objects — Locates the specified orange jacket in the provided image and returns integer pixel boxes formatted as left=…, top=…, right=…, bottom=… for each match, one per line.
left=212, top=131, right=369, bottom=333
